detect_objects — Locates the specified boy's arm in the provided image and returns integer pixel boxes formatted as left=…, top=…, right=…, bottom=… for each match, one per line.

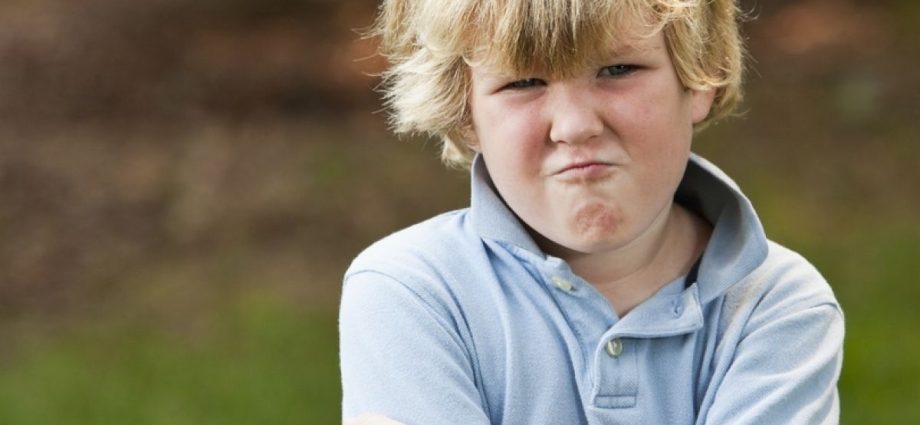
left=339, top=271, right=491, bottom=425
left=699, top=302, right=844, bottom=425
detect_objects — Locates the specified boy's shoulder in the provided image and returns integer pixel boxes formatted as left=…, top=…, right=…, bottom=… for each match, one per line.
left=722, top=239, right=841, bottom=320
left=342, top=208, right=498, bottom=325
left=762, top=240, right=837, bottom=303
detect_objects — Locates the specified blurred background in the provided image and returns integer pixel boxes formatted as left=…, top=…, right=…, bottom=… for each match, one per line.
left=0, top=0, right=916, bottom=423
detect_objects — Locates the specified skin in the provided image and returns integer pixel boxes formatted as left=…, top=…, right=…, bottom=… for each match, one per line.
left=468, top=30, right=715, bottom=315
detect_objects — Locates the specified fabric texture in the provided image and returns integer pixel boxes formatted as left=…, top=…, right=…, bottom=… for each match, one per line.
left=339, top=153, right=844, bottom=425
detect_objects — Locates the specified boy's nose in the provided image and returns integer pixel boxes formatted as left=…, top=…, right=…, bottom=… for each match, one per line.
left=547, top=86, right=604, bottom=145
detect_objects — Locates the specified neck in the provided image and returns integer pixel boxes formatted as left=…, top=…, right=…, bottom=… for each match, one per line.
left=547, top=202, right=710, bottom=315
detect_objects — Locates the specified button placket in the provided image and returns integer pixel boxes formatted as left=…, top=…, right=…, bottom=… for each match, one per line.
left=592, top=335, right=638, bottom=409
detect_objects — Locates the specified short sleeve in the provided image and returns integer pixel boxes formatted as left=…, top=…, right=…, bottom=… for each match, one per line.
left=699, top=303, right=844, bottom=424
left=339, top=271, right=491, bottom=425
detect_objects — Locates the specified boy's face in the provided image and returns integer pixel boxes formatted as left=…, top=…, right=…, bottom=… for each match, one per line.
left=469, top=31, right=715, bottom=257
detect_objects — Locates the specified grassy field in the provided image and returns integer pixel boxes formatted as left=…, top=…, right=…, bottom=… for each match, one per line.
left=0, top=296, right=341, bottom=424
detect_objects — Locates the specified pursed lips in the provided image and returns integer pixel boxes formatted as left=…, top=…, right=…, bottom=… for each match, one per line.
left=551, top=160, right=617, bottom=181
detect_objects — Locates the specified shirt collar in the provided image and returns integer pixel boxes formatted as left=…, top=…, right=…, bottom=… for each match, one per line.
left=469, top=153, right=769, bottom=302
left=677, top=153, right=769, bottom=302
left=470, top=154, right=545, bottom=256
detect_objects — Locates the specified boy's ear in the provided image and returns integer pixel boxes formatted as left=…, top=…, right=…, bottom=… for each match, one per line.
left=690, top=88, right=717, bottom=124
left=462, top=125, right=481, bottom=152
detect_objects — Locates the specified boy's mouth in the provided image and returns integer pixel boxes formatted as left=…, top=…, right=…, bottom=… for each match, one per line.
left=553, top=161, right=616, bottom=181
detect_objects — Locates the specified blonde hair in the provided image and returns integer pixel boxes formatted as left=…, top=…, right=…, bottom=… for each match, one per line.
left=372, top=0, right=746, bottom=168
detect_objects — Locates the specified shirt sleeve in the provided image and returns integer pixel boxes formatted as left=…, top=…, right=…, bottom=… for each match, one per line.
left=339, top=270, right=492, bottom=425
left=699, top=302, right=844, bottom=425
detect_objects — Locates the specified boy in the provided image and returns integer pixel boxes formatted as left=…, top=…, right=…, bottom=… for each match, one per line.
left=340, top=0, right=844, bottom=424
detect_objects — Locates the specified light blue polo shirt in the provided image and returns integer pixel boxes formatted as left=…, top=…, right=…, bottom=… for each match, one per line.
left=340, top=154, right=844, bottom=424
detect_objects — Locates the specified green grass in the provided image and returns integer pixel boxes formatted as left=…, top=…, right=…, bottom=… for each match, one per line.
left=0, top=296, right=340, bottom=424
left=827, top=227, right=920, bottom=424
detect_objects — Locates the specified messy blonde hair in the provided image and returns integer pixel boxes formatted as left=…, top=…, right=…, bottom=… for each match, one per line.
left=372, top=0, right=746, bottom=168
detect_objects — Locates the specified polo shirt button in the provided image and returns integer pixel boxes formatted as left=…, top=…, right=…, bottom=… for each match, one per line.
left=550, top=276, right=576, bottom=292
left=605, top=338, right=623, bottom=358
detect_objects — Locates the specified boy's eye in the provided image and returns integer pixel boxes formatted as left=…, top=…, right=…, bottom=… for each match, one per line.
left=598, top=64, right=638, bottom=78
left=503, top=78, right=545, bottom=90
